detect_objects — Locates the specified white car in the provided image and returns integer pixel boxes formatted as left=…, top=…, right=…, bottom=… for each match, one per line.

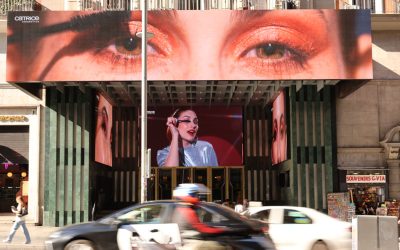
left=242, top=206, right=352, bottom=250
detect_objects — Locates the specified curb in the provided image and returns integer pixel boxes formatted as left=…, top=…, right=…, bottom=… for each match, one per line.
left=0, top=243, right=45, bottom=250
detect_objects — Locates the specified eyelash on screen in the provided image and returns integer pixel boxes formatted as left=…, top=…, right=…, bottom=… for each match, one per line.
left=100, top=108, right=108, bottom=132
left=177, top=119, right=199, bottom=125
left=107, top=39, right=157, bottom=59
left=232, top=23, right=317, bottom=75
left=243, top=42, right=308, bottom=70
left=84, top=24, right=164, bottom=66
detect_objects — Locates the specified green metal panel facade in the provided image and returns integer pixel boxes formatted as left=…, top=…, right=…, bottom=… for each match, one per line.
left=43, top=84, right=337, bottom=226
left=231, top=86, right=337, bottom=209
left=243, top=105, right=274, bottom=202
left=44, top=87, right=91, bottom=226
left=288, top=85, right=337, bottom=210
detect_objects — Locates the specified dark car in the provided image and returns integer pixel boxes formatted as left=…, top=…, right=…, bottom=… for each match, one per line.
left=45, top=200, right=276, bottom=250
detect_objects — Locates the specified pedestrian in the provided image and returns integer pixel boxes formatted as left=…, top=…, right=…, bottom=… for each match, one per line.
left=235, top=199, right=249, bottom=213
left=2, top=196, right=31, bottom=244
left=376, top=202, right=387, bottom=216
left=222, top=199, right=231, bottom=208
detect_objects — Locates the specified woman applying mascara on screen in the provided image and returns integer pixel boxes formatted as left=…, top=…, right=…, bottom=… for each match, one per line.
left=157, top=108, right=218, bottom=167
left=7, top=10, right=372, bottom=82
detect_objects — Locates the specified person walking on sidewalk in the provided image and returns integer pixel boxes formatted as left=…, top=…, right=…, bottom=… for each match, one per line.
left=2, top=196, right=31, bottom=244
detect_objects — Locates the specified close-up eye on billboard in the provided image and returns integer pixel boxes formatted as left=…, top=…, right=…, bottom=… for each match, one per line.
left=95, top=93, right=113, bottom=167
left=148, top=106, right=243, bottom=167
left=271, top=90, right=287, bottom=165
left=6, top=9, right=372, bottom=82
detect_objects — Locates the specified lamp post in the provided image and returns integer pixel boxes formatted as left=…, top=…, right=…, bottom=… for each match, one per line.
left=137, top=0, right=153, bottom=203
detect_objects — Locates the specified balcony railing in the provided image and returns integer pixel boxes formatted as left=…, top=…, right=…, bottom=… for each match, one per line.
left=0, top=0, right=35, bottom=16
left=81, top=0, right=298, bottom=10
left=0, top=0, right=298, bottom=15
left=337, top=0, right=400, bottom=14
left=1, top=0, right=398, bottom=17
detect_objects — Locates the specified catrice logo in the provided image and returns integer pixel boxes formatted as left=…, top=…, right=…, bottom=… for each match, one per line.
left=14, top=15, right=40, bottom=23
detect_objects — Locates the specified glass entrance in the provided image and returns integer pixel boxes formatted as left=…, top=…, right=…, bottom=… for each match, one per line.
left=0, top=164, right=28, bottom=212
left=151, top=166, right=243, bottom=203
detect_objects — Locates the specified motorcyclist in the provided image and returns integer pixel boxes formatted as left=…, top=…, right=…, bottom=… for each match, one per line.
left=172, top=184, right=230, bottom=249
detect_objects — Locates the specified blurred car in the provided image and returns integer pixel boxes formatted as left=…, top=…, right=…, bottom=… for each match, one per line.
left=45, top=200, right=276, bottom=250
left=242, top=206, right=352, bottom=250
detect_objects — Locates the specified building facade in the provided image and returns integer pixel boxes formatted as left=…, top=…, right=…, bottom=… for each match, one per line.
left=0, top=0, right=399, bottom=226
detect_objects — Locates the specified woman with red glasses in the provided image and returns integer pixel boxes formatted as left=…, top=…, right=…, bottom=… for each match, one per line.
left=157, top=108, right=218, bottom=167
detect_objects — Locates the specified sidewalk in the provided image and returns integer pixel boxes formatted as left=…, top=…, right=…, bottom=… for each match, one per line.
left=0, top=215, right=58, bottom=250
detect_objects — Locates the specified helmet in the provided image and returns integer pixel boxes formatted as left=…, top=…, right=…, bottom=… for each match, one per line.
left=173, top=183, right=209, bottom=204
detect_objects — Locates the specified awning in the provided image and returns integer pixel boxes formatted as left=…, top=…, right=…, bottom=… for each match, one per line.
left=0, top=145, right=28, bottom=164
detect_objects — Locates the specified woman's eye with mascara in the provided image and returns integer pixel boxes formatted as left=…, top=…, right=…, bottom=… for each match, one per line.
left=272, top=119, right=278, bottom=142
left=115, top=37, right=141, bottom=56
left=247, top=43, right=290, bottom=60
left=279, top=114, right=285, bottom=137
left=179, top=120, right=191, bottom=123
left=109, top=36, right=157, bottom=58
left=240, top=41, right=308, bottom=75
left=100, top=107, right=108, bottom=133
left=85, top=20, right=172, bottom=73
left=231, top=26, right=316, bottom=77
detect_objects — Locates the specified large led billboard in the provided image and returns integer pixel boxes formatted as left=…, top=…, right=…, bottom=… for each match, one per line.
left=7, top=10, right=372, bottom=82
left=95, top=93, right=113, bottom=167
left=148, top=106, right=243, bottom=167
left=271, top=89, right=287, bottom=165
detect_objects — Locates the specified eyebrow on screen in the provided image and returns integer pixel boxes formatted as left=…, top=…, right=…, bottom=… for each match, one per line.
left=148, top=10, right=179, bottom=26
left=8, top=10, right=182, bottom=45
left=230, top=9, right=327, bottom=25
left=8, top=11, right=131, bottom=44
left=148, top=10, right=186, bottom=43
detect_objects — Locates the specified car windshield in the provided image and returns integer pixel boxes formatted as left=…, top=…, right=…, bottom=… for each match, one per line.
left=97, top=202, right=171, bottom=224
left=250, top=209, right=271, bottom=221
left=117, top=204, right=166, bottom=224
